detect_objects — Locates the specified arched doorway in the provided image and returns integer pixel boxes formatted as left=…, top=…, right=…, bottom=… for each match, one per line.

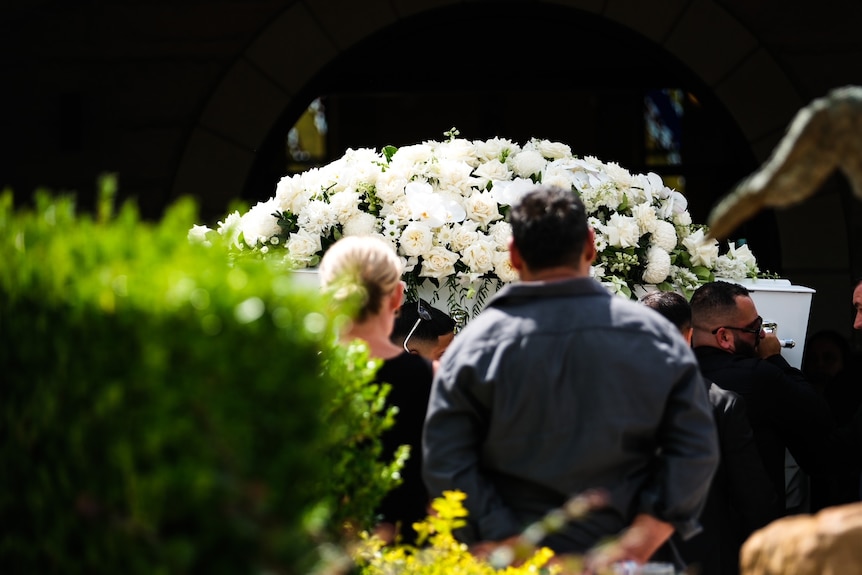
left=241, top=3, right=781, bottom=272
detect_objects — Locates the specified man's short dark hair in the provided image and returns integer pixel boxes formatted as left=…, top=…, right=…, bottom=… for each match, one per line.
left=640, top=291, right=692, bottom=333
left=690, top=280, right=751, bottom=326
left=508, top=185, right=589, bottom=271
left=390, top=299, right=455, bottom=344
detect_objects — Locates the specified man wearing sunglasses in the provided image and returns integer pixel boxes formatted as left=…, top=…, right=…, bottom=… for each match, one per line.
left=690, top=280, right=862, bottom=517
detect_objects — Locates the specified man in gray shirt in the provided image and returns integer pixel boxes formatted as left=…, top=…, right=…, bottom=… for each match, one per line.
left=423, top=185, right=718, bottom=570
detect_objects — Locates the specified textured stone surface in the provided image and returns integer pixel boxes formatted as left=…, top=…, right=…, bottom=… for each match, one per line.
left=740, top=502, right=862, bottom=575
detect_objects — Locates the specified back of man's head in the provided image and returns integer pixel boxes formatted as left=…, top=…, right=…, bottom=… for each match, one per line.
left=391, top=299, right=455, bottom=345
left=690, top=280, right=750, bottom=327
left=508, top=185, right=589, bottom=271
left=640, top=291, right=692, bottom=335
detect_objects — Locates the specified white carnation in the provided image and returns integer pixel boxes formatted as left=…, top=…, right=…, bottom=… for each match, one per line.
left=328, top=191, right=362, bottom=223
left=342, top=212, right=378, bottom=237
left=240, top=198, right=282, bottom=247
left=631, top=203, right=658, bottom=235
left=188, top=224, right=213, bottom=247
left=602, top=213, right=640, bottom=248
left=274, top=174, right=309, bottom=214
left=375, top=170, right=409, bottom=204
left=682, top=228, right=719, bottom=268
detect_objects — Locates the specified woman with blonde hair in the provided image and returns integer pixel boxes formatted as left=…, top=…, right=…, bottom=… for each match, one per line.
left=319, top=235, right=434, bottom=545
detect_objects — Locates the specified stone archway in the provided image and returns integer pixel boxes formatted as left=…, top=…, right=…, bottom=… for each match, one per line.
left=171, top=0, right=804, bottom=218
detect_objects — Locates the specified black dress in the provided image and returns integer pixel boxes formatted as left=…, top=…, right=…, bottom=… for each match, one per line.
left=374, top=351, right=434, bottom=544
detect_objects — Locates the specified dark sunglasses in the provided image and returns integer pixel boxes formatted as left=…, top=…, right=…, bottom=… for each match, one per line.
left=403, top=300, right=433, bottom=353
left=711, top=315, right=763, bottom=336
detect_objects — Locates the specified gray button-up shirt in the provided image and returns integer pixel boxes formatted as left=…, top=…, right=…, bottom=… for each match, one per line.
left=423, top=277, right=718, bottom=552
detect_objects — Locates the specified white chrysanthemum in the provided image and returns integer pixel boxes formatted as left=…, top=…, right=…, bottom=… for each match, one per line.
left=593, top=228, right=609, bottom=253
left=632, top=203, right=658, bottom=235
left=487, top=221, right=512, bottom=250
left=461, top=238, right=496, bottom=274
left=188, top=224, right=213, bottom=247
left=420, top=246, right=460, bottom=279
left=493, top=250, right=519, bottom=282
left=474, top=137, right=521, bottom=163
left=342, top=212, right=378, bottom=237
left=399, top=222, right=434, bottom=257
left=297, top=200, right=337, bottom=237
left=713, top=257, right=749, bottom=280
left=464, top=191, right=503, bottom=228
left=473, top=159, right=512, bottom=189
left=328, top=191, right=362, bottom=223
left=240, top=198, right=283, bottom=247
left=507, top=149, right=547, bottom=178
left=602, top=213, right=640, bottom=248
left=682, top=228, right=719, bottom=268
left=643, top=246, right=672, bottom=284
left=650, top=220, right=678, bottom=252
left=532, top=139, right=572, bottom=159
left=286, top=229, right=322, bottom=265
left=449, top=221, right=480, bottom=253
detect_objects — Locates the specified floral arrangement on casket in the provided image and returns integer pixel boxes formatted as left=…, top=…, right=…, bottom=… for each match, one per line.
left=191, top=129, right=760, bottom=320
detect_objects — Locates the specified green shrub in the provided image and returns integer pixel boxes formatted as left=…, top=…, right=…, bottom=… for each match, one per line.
left=0, top=179, right=398, bottom=574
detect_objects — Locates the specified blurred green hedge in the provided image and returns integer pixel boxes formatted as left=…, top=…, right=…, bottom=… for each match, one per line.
left=0, top=179, right=400, bottom=574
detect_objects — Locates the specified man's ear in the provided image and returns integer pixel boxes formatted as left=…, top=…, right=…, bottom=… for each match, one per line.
left=391, top=281, right=404, bottom=311
left=715, top=327, right=735, bottom=352
left=584, top=227, right=597, bottom=264
left=508, top=237, right=524, bottom=272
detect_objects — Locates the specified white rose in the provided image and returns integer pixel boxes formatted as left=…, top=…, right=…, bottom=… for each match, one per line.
left=342, top=212, right=378, bottom=237
left=682, top=228, right=719, bottom=268
left=493, top=250, right=519, bottom=282
left=473, top=159, right=512, bottom=189
left=729, top=243, right=759, bottom=271
left=419, top=246, right=460, bottom=279
left=399, top=222, right=434, bottom=257
left=465, top=191, right=503, bottom=228
left=449, top=220, right=480, bottom=253
left=673, top=210, right=692, bottom=226
left=602, top=213, right=640, bottom=248
left=632, top=203, right=658, bottom=235
left=650, top=220, right=678, bottom=252
left=642, top=246, right=672, bottom=284
left=286, top=229, right=322, bottom=265
left=460, top=239, right=496, bottom=274
left=534, top=139, right=571, bottom=159
left=507, top=149, right=547, bottom=178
